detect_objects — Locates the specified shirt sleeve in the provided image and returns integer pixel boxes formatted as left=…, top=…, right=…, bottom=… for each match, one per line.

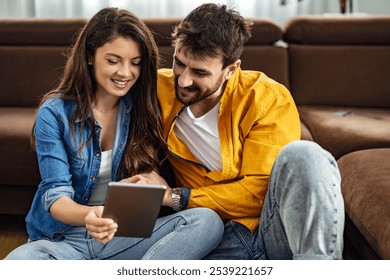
left=43, top=186, right=75, bottom=212
left=34, top=102, right=75, bottom=212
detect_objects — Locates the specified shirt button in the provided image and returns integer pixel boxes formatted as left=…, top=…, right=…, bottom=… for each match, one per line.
left=84, top=197, right=89, bottom=202
left=95, top=129, right=100, bottom=134
left=92, top=176, right=96, bottom=181
left=95, top=153, right=100, bottom=157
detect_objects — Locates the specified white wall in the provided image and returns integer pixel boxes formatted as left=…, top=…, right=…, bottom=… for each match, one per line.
left=356, top=0, right=390, bottom=14
left=0, top=0, right=389, bottom=24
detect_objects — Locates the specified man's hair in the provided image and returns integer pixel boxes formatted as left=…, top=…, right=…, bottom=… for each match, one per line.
left=172, top=3, right=253, bottom=69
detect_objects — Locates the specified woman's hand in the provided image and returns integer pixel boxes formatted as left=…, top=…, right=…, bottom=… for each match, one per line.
left=120, top=171, right=173, bottom=207
left=85, top=206, right=118, bottom=244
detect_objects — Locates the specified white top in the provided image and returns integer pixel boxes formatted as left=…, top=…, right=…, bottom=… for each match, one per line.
left=174, top=102, right=222, bottom=171
left=88, top=149, right=112, bottom=205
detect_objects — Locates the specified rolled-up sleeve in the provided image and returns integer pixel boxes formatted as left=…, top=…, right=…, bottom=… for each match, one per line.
left=42, top=186, right=75, bottom=212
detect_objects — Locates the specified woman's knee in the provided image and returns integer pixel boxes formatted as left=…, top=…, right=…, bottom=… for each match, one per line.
left=4, top=243, right=44, bottom=260
left=4, top=246, right=27, bottom=260
left=185, top=208, right=224, bottom=239
left=5, top=240, right=62, bottom=260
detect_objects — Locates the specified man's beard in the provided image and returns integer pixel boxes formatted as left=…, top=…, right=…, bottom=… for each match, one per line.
left=174, top=73, right=224, bottom=106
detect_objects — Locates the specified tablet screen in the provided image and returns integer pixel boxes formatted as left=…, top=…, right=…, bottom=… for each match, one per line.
left=102, top=182, right=167, bottom=238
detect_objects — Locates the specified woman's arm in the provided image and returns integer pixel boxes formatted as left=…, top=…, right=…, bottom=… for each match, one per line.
left=50, top=197, right=117, bottom=243
left=34, top=101, right=117, bottom=242
left=49, top=196, right=92, bottom=226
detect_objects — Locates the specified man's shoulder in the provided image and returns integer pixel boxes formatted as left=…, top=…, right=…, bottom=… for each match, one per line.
left=158, top=68, right=174, bottom=80
left=157, top=68, right=175, bottom=90
left=230, top=69, right=295, bottom=115
left=239, top=70, right=283, bottom=88
left=232, top=70, right=289, bottom=98
left=157, top=69, right=176, bottom=103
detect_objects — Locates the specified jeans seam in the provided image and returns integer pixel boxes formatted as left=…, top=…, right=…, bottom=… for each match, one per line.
left=260, top=200, right=277, bottom=236
left=229, top=221, right=263, bottom=260
left=328, top=180, right=340, bottom=256
left=142, top=213, right=192, bottom=260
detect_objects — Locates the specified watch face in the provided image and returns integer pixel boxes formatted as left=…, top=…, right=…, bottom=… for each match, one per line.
left=172, top=187, right=182, bottom=195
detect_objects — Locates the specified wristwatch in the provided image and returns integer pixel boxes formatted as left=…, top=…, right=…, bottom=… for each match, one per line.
left=171, top=187, right=182, bottom=211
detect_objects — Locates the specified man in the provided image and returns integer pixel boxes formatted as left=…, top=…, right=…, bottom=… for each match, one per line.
left=156, top=3, right=344, bottom=259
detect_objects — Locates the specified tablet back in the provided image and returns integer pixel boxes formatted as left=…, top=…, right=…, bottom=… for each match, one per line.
left=102, top=182, right=166, bottom=238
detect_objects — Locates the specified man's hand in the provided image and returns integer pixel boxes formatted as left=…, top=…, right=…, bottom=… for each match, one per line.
left=121, top=171, right=168, bottom=185
left=121, top=171, right=173, bottom=207
left=85, top=206, right=118, bottom=244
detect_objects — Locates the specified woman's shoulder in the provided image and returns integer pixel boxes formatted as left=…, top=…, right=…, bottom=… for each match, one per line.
left=38, top=94, right=77, bottom=117
left=41, top=93, right=75, bottom=107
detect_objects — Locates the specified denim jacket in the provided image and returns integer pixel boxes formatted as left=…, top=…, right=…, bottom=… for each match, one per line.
left=26, top=93, right=133, bottom=241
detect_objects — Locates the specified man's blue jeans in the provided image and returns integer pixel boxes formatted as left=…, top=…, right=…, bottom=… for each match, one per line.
left=205, top=140, right=345, bottom=260
left=5, top=207, right=223, bottom=260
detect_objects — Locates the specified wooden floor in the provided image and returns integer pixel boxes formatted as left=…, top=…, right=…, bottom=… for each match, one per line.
left=0, top=214, right=373, bottom=260
left=0, top=215, right=28, bottom=259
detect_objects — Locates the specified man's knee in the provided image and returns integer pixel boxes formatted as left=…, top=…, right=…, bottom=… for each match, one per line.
left=272, top=140, right=341, bottom=195
left=278, top=140, right=336, bottom=170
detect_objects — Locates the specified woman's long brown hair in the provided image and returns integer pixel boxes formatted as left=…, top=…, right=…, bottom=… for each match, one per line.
left=31, top=7, right=166, bottom=178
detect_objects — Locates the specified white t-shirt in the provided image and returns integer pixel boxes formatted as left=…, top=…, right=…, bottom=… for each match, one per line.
left=88, top=149, right=112, bottom=205
left=174, top=102, right=222, bottom=171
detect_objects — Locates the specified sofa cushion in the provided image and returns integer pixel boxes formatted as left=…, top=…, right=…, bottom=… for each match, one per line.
left=240, top=45, right=288, bottom=88
left=0, top=19, right=86, bottom=45
left=143, top=18, right=180, bottom=69
left=0, top=19, right=86, bottom=107
left=284, top=16, right=390, bottom=108
left=298, top=105, right=390, bottom=159
left=338, top=149, right=390, bottom=260
left=284, top=15, right=390, bottom=45
left=0, top=46, right=70, bottom=106
left=0, top=108, right=40, bottom=186
left=287, top=44, right=390, bottom=107
left=300, top=121, right=313, bottom=141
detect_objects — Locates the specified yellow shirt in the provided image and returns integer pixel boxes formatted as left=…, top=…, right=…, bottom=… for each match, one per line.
left=157, top=68, right=301, bottom=232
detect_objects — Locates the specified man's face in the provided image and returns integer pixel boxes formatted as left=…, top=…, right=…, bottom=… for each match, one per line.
left=172, top=42, right=228, bottom=108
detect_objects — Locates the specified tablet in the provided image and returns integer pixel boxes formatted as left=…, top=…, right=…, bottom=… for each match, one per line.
left=102, top=182, right=167, bottom=238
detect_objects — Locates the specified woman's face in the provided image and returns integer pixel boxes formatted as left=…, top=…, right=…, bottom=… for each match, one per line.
left=93, top=36, right=142, bottom=99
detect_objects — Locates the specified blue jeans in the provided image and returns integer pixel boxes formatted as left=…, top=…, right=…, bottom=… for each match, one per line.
left=5, top=208, right=223, bottom=260
left=205, top=140, right=345, bottom=260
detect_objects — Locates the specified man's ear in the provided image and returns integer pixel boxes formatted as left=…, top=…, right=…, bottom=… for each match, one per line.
left=225, top=59, right=241, bottom=79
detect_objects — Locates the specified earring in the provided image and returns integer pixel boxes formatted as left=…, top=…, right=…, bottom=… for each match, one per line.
left=88, top=58, right=93, bottom=65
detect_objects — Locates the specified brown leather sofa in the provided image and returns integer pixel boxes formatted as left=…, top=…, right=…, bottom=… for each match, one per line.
left=283, top=16, right=390, bottom=260
left=0, top=15, right=389, bottom=259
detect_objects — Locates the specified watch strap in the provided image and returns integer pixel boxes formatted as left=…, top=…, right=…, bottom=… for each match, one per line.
left=171, top=187, right=182, bottom=211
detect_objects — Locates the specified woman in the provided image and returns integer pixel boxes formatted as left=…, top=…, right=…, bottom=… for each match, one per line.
left=5, top=7, right=223, bottom=260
